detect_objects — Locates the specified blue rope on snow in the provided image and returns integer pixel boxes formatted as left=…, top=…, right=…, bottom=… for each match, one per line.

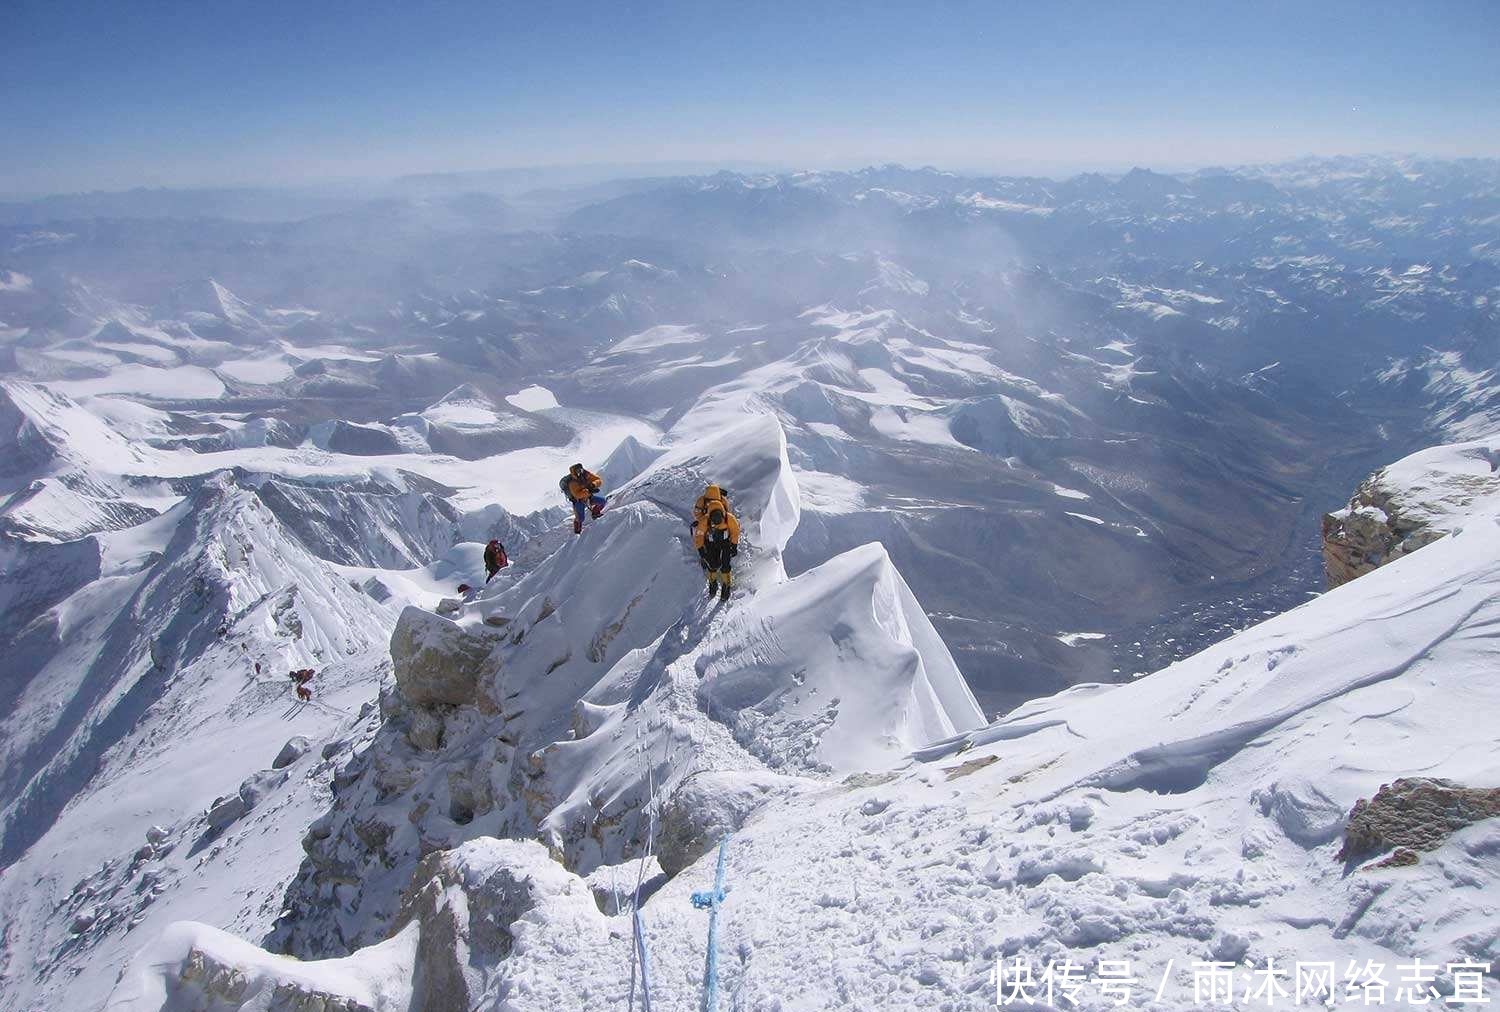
left=690, top=835, right=731, bottom=1012
left=632, top=908, right=654, bottom=1012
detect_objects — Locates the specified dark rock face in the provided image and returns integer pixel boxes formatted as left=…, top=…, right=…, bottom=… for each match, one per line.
left=656, top=770, right=801, bottom=877
left=322, top=419, right=405, bottom=456
left=390, top=839, right=586, bottom=1012
left=1337, top=777, right=1500, bottom=865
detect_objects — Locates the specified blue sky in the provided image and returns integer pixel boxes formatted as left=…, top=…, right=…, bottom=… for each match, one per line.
left=2, top=0, right=1497, bottom=195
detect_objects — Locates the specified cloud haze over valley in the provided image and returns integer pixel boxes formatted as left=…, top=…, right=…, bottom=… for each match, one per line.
left=3, top=3, right=1499, bottom=1009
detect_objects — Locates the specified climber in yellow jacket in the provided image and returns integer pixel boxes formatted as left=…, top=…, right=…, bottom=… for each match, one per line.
left=693, top=485, right=730, bottom=525
left=693, top=485, right=740, bottom=601
left=560, top=463, right=606, bottom=534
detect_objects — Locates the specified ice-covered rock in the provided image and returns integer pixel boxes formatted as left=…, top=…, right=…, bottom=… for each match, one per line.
left=239, top=769, right=289, bottom=810
left=273, top=736, right=312, bottom=770
left=392, top=838, right=605, bottom=1011
left=106, top=920, right=413, bottom=1011
left=657, top=770, right=804, bottom=876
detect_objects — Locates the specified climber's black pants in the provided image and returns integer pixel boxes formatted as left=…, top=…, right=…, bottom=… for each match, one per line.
left=701, top=541, right=733, bottom=573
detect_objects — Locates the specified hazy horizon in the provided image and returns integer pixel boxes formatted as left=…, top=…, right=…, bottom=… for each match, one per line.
left=4, top=0, right=1497, bottom=198
left=5, top=149, right=1498, bottom=205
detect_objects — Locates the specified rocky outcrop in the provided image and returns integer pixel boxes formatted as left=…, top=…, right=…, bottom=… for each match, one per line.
left=390, top=607, right=496, bottom=708
left=1322, top=477, right=1448, bottom=588
left=1321, top=443, right=1500, bottom=587
left=1337, top=777, right=1500, bottom=865
left=657, top=770, right=804, bottom=877
left=393, top=838, right=601, bottom=1011
left=179, top=948, right=375, bottom=1012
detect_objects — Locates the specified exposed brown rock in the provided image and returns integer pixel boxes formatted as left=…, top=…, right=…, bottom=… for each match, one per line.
left=1321, top=472, right=1448, bottom=588
left=1337, top=777, right=1500, bottom=865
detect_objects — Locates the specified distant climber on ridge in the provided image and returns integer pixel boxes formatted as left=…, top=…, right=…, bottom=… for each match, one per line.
left=289, top=668, right=315, bottom=702
left=693, top=486, right=740, bottom=600
left=483, top=539, right=509, bottom=582
left=560, top=463, right=606, bottom=534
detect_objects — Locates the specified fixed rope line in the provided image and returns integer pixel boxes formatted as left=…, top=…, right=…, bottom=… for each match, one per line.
left=691, top=835, right=731, bottom=1012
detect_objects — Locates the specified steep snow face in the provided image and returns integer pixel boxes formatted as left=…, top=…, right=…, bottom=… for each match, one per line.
left=265, top=415, right=981, bottom=962
left=0, top=381, right=176, bottom=542
left=0, top=473, right=397, bottom=1012
left=695, top=542, right=983, bottom=772
left=0, top=380, right=153, bottom=485
left=250, top=474, right=464, bottom=568
left=119, top=438, right=1499, bottom=1011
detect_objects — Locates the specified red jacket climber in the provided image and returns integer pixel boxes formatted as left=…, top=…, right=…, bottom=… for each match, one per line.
left=483, top=539, right=509, bottom=582
left=289, top=668, right=315, bottom=701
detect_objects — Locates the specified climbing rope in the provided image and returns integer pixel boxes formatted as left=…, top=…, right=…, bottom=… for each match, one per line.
left=691, top=835, right=731, bottom=1012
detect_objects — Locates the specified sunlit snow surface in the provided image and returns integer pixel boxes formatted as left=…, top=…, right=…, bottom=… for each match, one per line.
left=105, top=440, right=1500, bottom=1011
left=505, top=384, right=561, bottom=412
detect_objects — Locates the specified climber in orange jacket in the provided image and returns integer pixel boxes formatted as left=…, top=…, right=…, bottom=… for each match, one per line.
left=693, top=485, right=731, bottom=525
left=559, top=463, right=606, bottom=534
left=693, top=485, right=740, bottom=601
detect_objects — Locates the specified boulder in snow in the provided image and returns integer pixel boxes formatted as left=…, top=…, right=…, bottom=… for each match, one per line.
left=1337, top=777, right=1500, bottom=865
left=657, top=770, right=804, bottom=877
left=393, top=838, right=603, bottom=1011
left=238, top=769, right=288, bottom=811
left=273, top=735, right=312, bottom=769
left=389, top=606, right=495, bottom=707
left=206, top=794, right=247, bottom=833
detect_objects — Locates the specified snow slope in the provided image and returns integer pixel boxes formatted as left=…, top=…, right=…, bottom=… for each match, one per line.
left=261, top=414, right=982, bottom=964
left=114, top=437, right=1499, bottom=1010
left=0, top=472, right=399, bottom=1010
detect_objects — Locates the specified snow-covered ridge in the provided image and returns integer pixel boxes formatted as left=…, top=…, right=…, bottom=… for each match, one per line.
left=112, top=438, right=1500, bottom=1010
left=258, top=415, right=981, bottom=961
